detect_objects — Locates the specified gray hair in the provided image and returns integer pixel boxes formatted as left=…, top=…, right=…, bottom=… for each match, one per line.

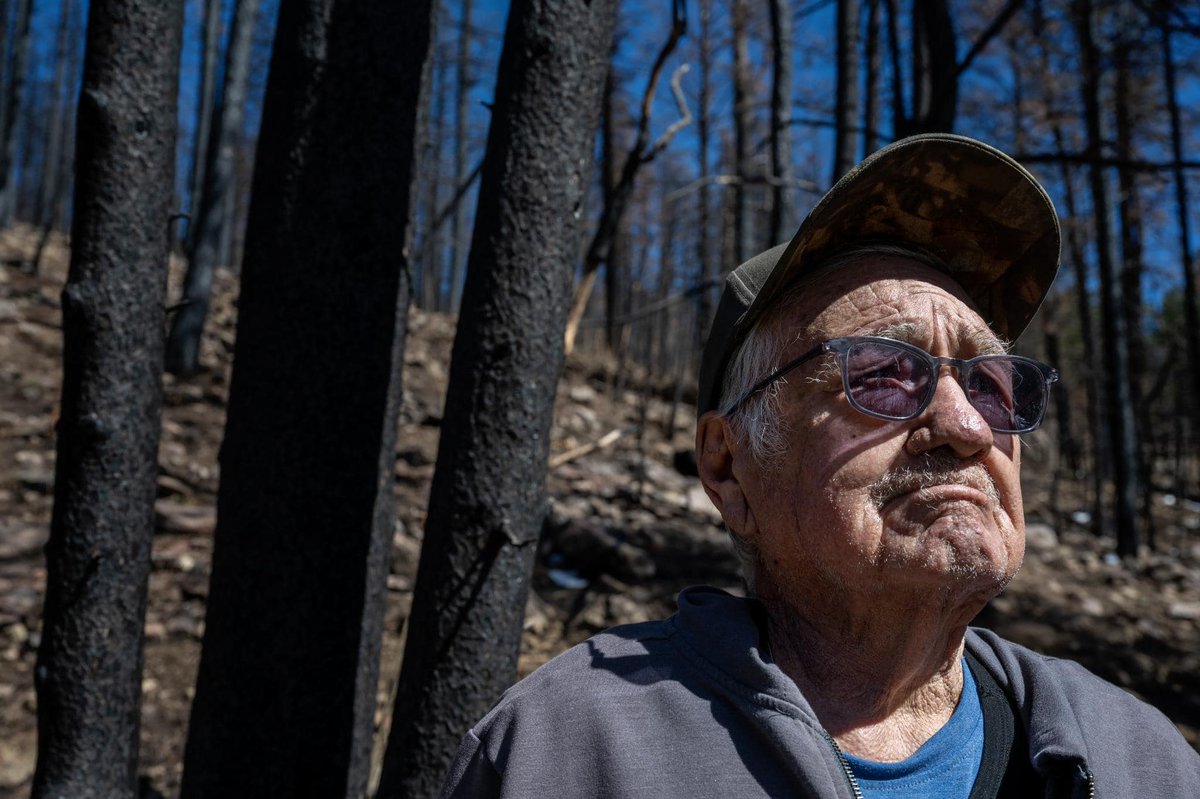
left=714, top=241, right=951, bottom=590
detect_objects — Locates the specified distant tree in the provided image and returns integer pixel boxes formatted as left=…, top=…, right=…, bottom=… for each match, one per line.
left=832, top=0, right=860, bottom=181
left=863, top=0, right=882, bottom=152
left=32, top=0, right=184, bottom=795
left=165, top=0, right=263, bottom=376
left=179, top=1, right=433, bottom=796
left=731, top=0, right=752, bottom=262
left=32, top=0, right=74, bottom=230
left=767, top=0, right=793, bottom=241
left=31, top=0, right=81, bottom=273
left=449, top=0, right=474, bottom=313
left=561, top=0, right=688, bottom=355
left=601, top=60, right=632, bottom=352
left=1112, top=19, right=1154, bottom=542
left=375, top=0, right=617, bottom=793
left=695, top=0, right=716, bottom=343
left=889, top=0, right=1023, bottom=137
left=1158, top=0, right=1200, bottom=477
left=0, top=0, right=32, bottom=225
left=1073, top=0, right=1140, bottom=556
left=185, top=0, right=224, bottom=245
left=418, top=21, right=448, bottom=311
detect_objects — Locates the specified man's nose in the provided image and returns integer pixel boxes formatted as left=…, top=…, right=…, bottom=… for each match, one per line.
left=906, top=367, right=994, bottom=458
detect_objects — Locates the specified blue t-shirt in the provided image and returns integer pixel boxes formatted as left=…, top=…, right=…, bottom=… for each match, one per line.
left=843, top=659, right=984, bottom=798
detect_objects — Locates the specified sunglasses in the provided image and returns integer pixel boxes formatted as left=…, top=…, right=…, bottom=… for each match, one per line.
left=727, top=336, right=1059, bottom=434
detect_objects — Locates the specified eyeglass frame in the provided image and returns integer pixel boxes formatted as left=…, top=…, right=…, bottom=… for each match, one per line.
left=724, top=335, right=1060, bottom=434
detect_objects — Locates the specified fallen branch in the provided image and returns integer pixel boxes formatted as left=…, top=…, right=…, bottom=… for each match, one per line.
left=549, top=427, right=629, bottom=469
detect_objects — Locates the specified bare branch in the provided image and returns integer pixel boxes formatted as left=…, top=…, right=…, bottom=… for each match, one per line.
left=664, top=173, right=820, bottom=205
left=549, top=428, right=631, bottom=469
left=645, top=64, right=693, bottom=161
left=955, top=0, right=1025, bottom=79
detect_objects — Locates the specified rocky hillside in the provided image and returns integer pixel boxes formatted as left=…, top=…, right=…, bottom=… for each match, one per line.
left=1, top=225, right=1197, bottom=796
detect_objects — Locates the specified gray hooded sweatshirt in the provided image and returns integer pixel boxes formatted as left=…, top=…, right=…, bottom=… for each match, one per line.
left=442, top=586, right=1200, bottom=798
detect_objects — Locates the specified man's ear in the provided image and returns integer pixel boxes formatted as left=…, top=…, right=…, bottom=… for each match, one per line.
left=696, top=411, right=754, bottom=538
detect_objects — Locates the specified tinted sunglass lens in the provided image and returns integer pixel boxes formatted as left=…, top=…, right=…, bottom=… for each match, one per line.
left=844, top=342, right=931, bottom=419
left=1008, top=360, right=1048, bottom=432
left=967, top=358, right=1046, bottom=433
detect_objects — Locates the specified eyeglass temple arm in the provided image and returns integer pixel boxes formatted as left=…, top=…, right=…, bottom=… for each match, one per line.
left=725, top=343, right=827, bottom=416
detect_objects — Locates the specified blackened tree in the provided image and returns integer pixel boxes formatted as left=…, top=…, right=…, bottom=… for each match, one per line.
left=376, top=0, right=618, bottom=794
left=0, top=0, right=33, bottom=225
left=32, top=0, right=184, bottom=795
left=165, top=0, right=263, bottom=376
left=179, top=1, right=434, bottom=796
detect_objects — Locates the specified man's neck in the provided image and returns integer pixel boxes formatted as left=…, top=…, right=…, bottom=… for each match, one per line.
left=761, top=592, right=975, bottom=762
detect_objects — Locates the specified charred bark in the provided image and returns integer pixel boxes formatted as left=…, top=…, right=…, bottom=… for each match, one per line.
left=32, top=0, right=183, bottom=794
left=179, top=1, right=432, bottom=796
left=376, top=0, right=616, bottom=794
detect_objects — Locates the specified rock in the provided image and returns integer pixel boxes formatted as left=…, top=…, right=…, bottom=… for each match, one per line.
left=568, top=384, right=597, bottom=404
left=633, top=521, right=739, bottom=580
left=155, top=473, right=193, bottom=498
left=0, top=585, right=39, bottom=618
left=0, top=731, right=35, bottom=788
left=1079, top=597, right=1105, bottom=617
left=3, top=622, right=28, bottom=645
left=686, top=485, right=722, bottom=522
left=1167, top=602, right=1200, bottom=621
left=1023, top=522, right=1057, bottom=551
left=15, top=468, right=52, bottom=494
left=0, top=524, right=46, bottom=560
left=165, top=615, right=203, bottom=639
left=154, top=500, right=215, bottom=535
left=548, top=518, right=656, bottom=582
left=0, top=297, right=19, bottom=321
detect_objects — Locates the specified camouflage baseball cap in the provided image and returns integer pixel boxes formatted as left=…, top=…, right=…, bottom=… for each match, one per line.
left=697, top=133, right=1061, bottom=416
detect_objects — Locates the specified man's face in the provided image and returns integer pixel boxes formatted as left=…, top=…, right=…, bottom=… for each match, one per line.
left=729, top=256, right=1025, bottom=618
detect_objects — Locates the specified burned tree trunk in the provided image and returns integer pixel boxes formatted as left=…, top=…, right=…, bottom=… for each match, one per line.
left=695, top=0, right=715, bottom=343
left=32, top=0, right=183, bottom=795
left=768, top=0, right=793, bottom=242
left=0, top=0, right=33, bottom=225
left=732, top=0, right=752, bottom=263
left=376, top=0, right=616, bottom=794
left=185, top=0, right=223, bottom=248
left=1073, top=0, right=1140, bottom=555
left=165, top=0, right=262, bottom=376
left=179, top=2, right=433, bottom=796
left=832, top=0, right=860, bottom=181
left=1159, top=2, right=1200, bottom=488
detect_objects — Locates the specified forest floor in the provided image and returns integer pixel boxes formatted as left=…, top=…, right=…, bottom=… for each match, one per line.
left=1, top=225, right=1199, bottom=797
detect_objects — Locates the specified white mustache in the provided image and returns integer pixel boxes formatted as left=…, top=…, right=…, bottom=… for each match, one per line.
left=868, top=454, right=1000, bottom=509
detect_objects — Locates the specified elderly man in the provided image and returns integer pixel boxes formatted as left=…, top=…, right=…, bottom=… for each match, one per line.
left=440, top=135, right=1200, bottom=798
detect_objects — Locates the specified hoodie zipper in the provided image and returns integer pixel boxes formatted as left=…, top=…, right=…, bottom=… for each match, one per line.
left=1075, top=763, right=1095, bottom=799
left=822, top=731, right=865, bottom=799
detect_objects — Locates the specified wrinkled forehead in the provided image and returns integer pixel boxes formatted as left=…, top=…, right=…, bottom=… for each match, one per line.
left=763, top=256, right=1005, bottom=352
